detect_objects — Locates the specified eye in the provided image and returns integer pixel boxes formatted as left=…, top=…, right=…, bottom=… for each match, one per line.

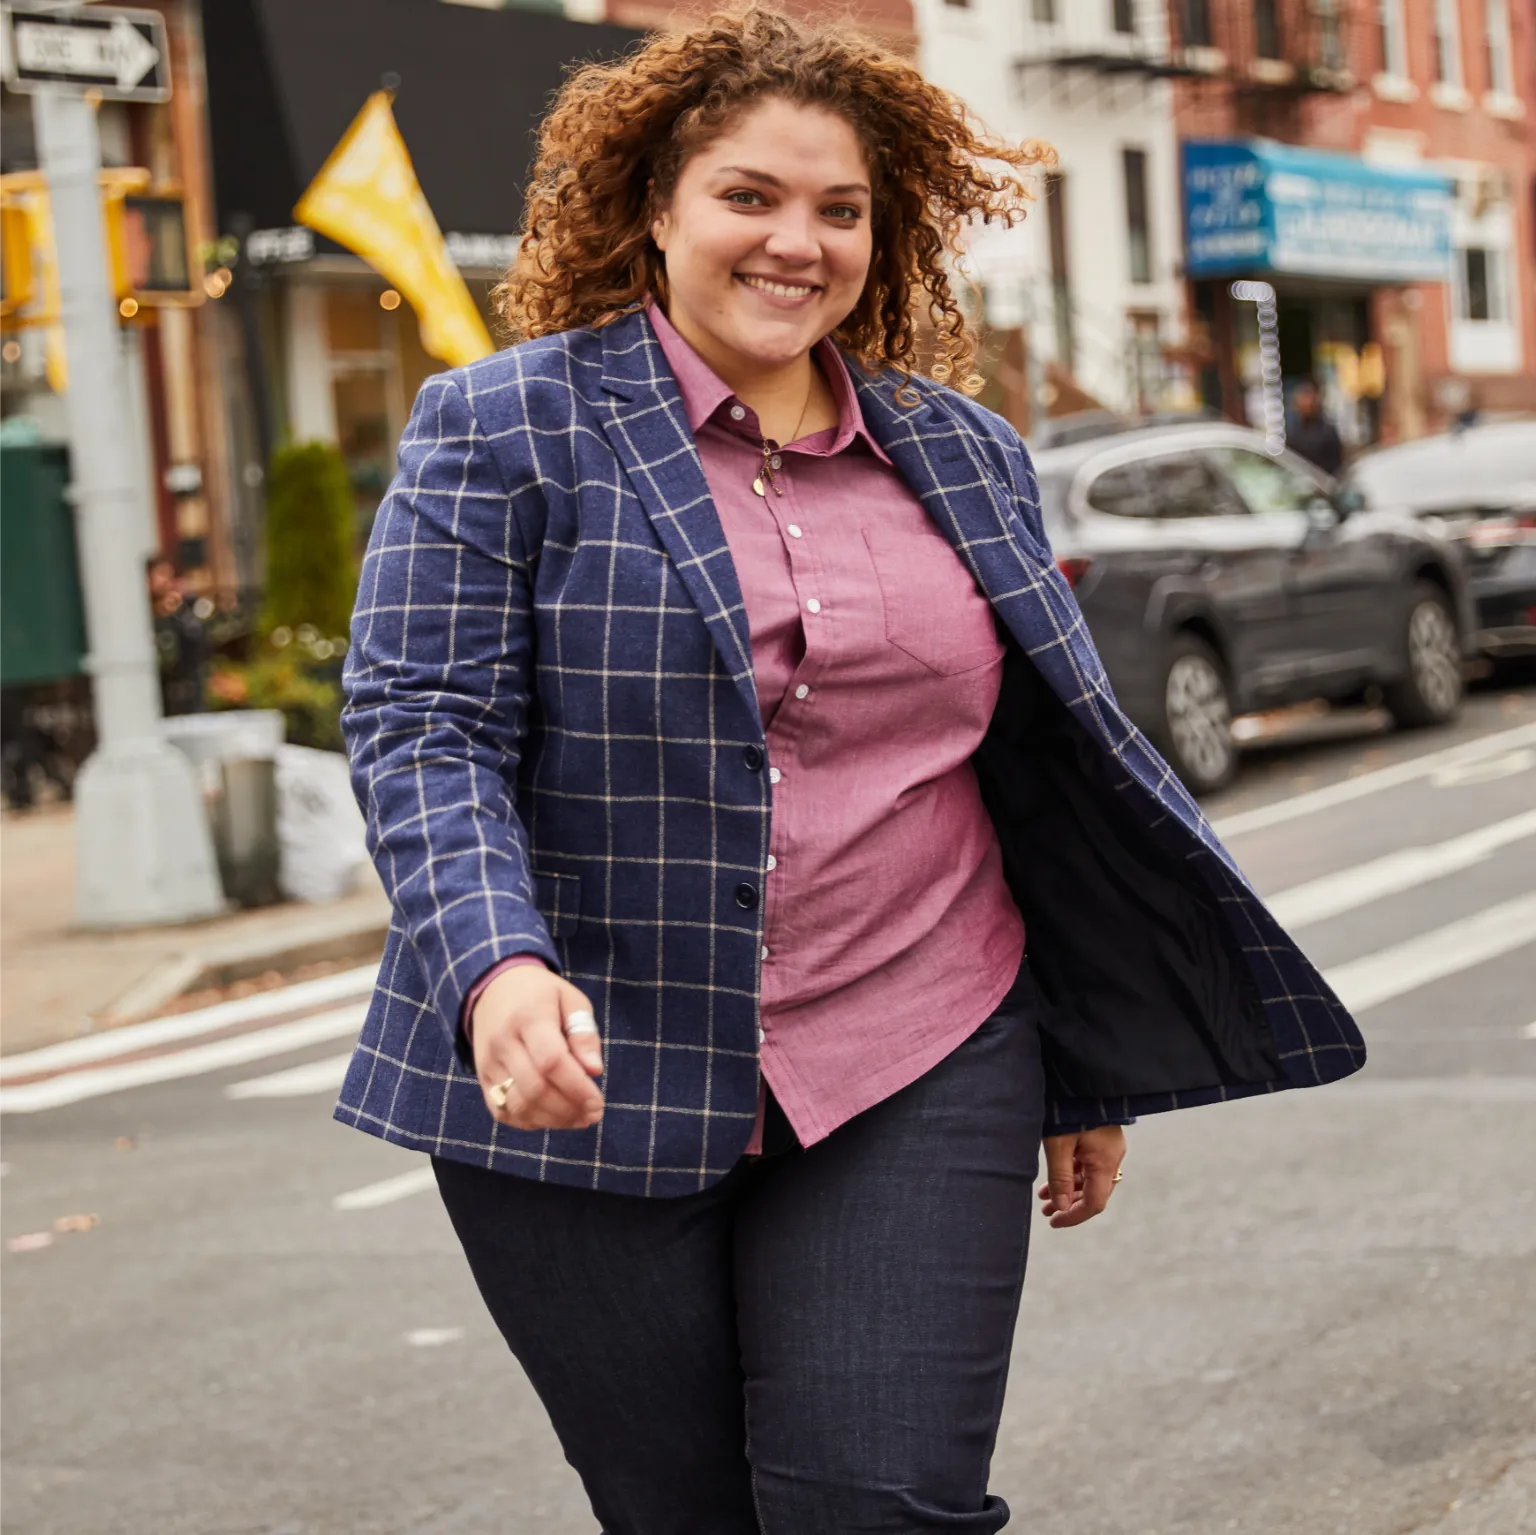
left=824, top=204, right=864, bottom=223
left=725, top=189, right=765, bottom=207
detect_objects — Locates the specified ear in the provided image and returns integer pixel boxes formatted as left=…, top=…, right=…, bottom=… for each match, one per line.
left=648, top=177, right=670, bottom=252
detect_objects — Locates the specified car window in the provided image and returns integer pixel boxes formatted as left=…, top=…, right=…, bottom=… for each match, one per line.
left=1207, top=446, right=1328, bottom=516
left=1142, top=454, right=1245, bottom=518
left=1084, top=463, right=1156, bottom=518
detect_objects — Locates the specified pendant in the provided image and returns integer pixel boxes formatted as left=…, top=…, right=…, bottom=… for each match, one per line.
left=752, top=475, right=767, bottom=497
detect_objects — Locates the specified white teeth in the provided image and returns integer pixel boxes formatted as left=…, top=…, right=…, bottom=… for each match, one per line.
left=740, top=276, right=817, bottom=299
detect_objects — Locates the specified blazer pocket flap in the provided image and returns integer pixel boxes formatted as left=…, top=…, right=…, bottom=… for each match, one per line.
left=532, top=870, right=581, bottom=937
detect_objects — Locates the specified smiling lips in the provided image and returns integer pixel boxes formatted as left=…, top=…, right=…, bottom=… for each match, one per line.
left=737, top=274, right=822, bottom=300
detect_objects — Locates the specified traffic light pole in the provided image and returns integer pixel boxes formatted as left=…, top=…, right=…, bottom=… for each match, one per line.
left=31, top=88, right=223, bottom=928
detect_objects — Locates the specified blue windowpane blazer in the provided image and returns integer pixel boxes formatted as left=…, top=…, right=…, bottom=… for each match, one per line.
left=335, top=307, right=1365, bottom=1197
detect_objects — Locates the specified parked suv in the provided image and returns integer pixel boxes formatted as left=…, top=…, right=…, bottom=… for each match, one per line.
left=1031, top=422, right=1473, bottom=793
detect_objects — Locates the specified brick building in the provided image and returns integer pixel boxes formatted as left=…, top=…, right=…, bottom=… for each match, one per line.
left=1172, top=0, right=1534, bottom=445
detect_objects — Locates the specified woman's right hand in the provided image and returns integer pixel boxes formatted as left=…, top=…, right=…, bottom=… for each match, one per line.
left=471, top=966, right=605, bottom=1131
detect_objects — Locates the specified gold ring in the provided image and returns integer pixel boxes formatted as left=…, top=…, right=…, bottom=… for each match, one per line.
left=488, top=1075, right=516, bottom=1110
left=1112, top=1170, right=1125, bottom=1183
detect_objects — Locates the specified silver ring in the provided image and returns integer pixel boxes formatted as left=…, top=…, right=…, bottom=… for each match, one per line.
left=564, top=1011, right=599, bottom=1038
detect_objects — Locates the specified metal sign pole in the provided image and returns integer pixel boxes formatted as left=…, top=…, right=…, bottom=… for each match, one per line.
left=31, top=87, right=222, bottom=927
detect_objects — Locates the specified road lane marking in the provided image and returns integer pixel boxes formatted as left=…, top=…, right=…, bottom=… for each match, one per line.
left=404, top=1327, right=464, bottom=1347
left=0, top=963, right=377, bottom=1082
left=0, top=1005, right=367, bottom=1114
left=1266, top=810, right=1536, bottom=928
left=1430, top=747, right=1535, bottom=788
left=332, top=1165, right=436, bottom=1211
left=1325, top=892, right=1536, bottom=1014
left=1212, top=722, right=1536, bottom=838
left=224, top=1053, right=352, bottom=1100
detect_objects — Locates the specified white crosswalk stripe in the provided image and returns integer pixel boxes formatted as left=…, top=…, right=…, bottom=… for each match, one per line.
left=1265, top=810, right=1536, bottom=929
left=0, top=1004, right=367, bottom=1114
left=224, top=1053, right=352, bottom=1099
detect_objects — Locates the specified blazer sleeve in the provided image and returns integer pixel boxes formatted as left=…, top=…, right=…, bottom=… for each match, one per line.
left=342, top=371, right=560, bottom=1051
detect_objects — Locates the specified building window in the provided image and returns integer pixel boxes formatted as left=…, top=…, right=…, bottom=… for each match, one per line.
left=1432, top=0, right=1462, bottom=85
left=1031, top=0, right=1056, bottom=22
left=1377, top=0, right=1408, bottom=77
left=1458, top=246, right=1509, bottom=323
left=1112, top=0, right=1136, bottom=34
left=1123, top=147, right=1151, bottom=284
left=1255, top=0, right=1282, bottom=59
left=1180, top=0, right=1213, bottom=48
left=1484, top=0, right=1513, bottom=94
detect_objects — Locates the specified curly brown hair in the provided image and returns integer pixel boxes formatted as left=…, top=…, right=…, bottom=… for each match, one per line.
left=496, top=6, right=1052, bottom=391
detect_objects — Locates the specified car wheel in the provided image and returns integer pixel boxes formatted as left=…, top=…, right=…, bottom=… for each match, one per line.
left=1384, top=583, right=1463, bottom=729
left=1158, top=634, right=1237, bottom=794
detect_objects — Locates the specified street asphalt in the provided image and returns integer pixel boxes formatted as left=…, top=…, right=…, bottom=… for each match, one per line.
left=3, top=679, right=1534, bottom=1535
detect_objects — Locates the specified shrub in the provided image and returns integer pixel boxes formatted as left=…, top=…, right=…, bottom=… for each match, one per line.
left=207, top=627, right=348, bottom=752
left=262, top=441, right=357, bottom=640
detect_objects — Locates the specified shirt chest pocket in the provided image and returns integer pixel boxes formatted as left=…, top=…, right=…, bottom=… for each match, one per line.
left=861, top=524, right=1005, bottom=678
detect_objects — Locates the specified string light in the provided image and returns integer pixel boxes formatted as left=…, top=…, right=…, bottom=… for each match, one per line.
left=379, top=288, right=401, bottom=311
left=118, top=297, right=139, bottom=318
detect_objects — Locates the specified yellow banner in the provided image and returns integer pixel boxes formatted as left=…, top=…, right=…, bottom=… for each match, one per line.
left=294, top=92, right=493, bottom=368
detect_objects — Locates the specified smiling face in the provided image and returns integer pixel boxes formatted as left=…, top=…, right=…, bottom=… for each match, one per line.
left=650, top=96, right=874, bottom=388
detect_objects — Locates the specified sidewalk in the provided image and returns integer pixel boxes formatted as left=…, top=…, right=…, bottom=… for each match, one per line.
left=1, top=804, right=390, bottom=1058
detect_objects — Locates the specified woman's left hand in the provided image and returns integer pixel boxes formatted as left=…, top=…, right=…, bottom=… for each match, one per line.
left=1039, top=1125, right=1127, bottom=1229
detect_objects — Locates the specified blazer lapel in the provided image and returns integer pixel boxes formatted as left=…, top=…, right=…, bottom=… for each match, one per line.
left=595, top=311, right=759, bottom=725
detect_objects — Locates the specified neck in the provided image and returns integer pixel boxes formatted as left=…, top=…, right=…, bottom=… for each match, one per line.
left=664, top=305, right=825, bottom=444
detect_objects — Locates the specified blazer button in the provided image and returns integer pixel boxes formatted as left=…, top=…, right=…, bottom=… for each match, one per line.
left=734, top=882, right=759, bottom=910
left=742, top=745, right=764, bottom=772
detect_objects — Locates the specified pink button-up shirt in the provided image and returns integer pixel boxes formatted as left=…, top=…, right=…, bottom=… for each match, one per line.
left=469, top=304, right=1025, bottom=1152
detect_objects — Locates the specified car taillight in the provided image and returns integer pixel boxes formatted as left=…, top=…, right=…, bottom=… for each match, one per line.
left=1056, top=556, right=1094, bottom=588
left=1468, top=512, right=1536, bottom=549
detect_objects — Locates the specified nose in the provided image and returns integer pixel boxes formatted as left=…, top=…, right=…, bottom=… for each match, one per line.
left=761, top=204, right=820, bottom=266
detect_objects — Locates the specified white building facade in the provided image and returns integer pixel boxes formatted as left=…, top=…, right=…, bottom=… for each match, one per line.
left=915, top=0, right=1193, bottom=420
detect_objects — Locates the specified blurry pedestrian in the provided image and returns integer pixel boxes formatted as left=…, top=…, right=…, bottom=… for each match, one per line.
left=1288, top=377, right=1345, bottom=476
left=147, top=558, right=209, bottom=716
left=337, top=10, right=1366, bottom=1530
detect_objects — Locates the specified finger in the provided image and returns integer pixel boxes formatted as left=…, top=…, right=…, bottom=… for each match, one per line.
left=1042, top=1136, right=1079, bottom=1218
left=1049, top=1161, right=1115, bottom=1229
left=487, top=1035, right=567, bottom=1130
left=560, top=999, right=604, bottom=1078
left=521, top=1017, right=604, bottom=1123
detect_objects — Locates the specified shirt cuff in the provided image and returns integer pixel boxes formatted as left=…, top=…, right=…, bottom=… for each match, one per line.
left=460, top=954, right=550, bottom=1043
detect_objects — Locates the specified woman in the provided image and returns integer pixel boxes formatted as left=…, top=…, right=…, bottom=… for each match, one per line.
left=337, top=10, right=1365, bottom=1530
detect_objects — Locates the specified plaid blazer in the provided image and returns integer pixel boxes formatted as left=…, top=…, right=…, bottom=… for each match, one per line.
left=335, top=306, right=1365, bottom=1197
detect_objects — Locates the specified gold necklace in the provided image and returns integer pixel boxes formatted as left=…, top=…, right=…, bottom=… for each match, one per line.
left=752, top=373, right=815, bottom=498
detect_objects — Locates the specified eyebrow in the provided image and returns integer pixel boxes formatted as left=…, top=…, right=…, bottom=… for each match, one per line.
left=713, top=165, right=871, bottom=196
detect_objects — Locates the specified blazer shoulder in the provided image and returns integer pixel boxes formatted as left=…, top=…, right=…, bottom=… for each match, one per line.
left=429, top=327, right=609, bottom=427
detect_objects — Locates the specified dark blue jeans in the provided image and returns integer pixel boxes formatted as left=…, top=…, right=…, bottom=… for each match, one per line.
left=434, top=970, right=1046, bottom=1534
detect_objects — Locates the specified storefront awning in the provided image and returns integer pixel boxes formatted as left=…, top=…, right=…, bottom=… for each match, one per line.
left=203, top=0, right=643, bottom=245
left=1183, top=138, right=1454, bottom=284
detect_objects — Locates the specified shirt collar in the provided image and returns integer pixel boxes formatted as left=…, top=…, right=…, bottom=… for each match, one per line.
left=645, top=298, right=891, bottom=464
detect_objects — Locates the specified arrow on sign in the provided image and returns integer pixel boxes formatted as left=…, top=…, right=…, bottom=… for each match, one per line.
left=13, top=15, right=160, bottom=91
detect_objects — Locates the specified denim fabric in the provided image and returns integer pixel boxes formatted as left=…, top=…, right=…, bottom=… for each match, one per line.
left=433, top=974, right=1047, bottom=1534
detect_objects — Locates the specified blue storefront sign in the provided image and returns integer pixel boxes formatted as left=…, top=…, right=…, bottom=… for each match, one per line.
left=1183, top=139, right=1454, bottom=282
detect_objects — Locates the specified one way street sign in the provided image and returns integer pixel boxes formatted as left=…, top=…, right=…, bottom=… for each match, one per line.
left=2, top=6, right=169, bottom=103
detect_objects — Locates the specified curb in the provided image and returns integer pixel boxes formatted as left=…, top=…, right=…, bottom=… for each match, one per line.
left=98, top=903, right=391, bottom=1026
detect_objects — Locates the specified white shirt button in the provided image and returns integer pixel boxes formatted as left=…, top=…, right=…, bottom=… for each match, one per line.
left=761, top=944, right=770, bottom=960
left=770, top=454, right=782, bottom=469
left=794, top=684, right=810, bottom=700
left=768, top=767, right=781, bottom=784
left=787, top=524, right=803, bottom=538
left=806, top=598, right=821, bottom=614
left=757, top=1026, right=766, bottom=1045
left=729, top=404, right=746, bottom=421
left=766, top=854, right=777, bottom=871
